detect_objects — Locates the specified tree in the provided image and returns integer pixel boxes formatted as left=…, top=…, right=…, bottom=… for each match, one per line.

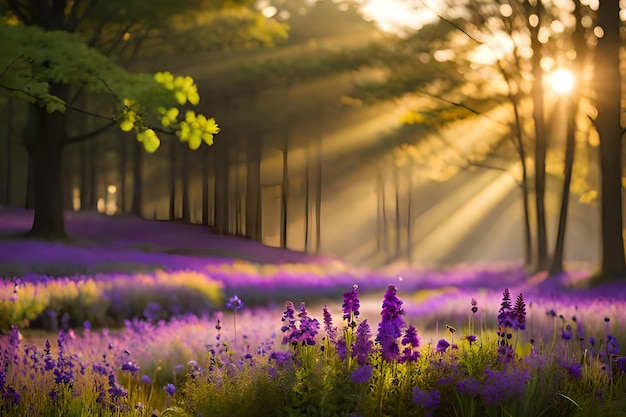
left=550, top=0, right=587, bottom=275
left=0, top=23, right=219, bottom=238
left=594, top=0, right=626, bottom=279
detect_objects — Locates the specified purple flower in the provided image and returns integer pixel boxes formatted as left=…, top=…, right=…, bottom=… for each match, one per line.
left=337, top=339, right=348, bottom=361
left=121, top=362, right=140, bottom=376
left=269, top=351, right=292, bottom=367
left=607, top=335, right=620, bottom=355
left=481, top=368, right=530, bottom=406
left=352, top=320, right=373, bottom=366
left=377, top=321, right=401, bottom=362
left=107, top=374, right=127, bottom=398
left=471, top=298, right=478, bottom=314
left=143, top=302, right=162, bottom=321
left=280, top=302, right=320, bottom=346
left=226, top=295, right=244, bottom=310
left=300, top=315, right=320, bottom=346
left=376, top=285, right=405, bottom=362
left=412, top=387, right=440, bottom=415
left=561, top=324, right=573, bottom=341
left=280, top=301, right=297, bottom=345
left=457, top=377, right=481, bottom=397
left=164, top=383, right=176, bottom=396
left=323, top=305, right=337, bottom=343
left=9, top=326, right=20, bottom=365
left=2, top=386, right=21, bottom=407
left=400, top=325, right=420, bottom=363
left=350, top=365, right=373, bottom=383
left=466, top=335, right=477, bottom=345
left=616, top=357, right=626, bottom=373
left=436, top=339, right=450, bottom=354
left=140, top=375, right=152, bottom=384
left=498, top=289, right=513, bottom=328
left=513, top=293, right=526, bottom=330
left=342, top=284, right=360, bottom=327
left=562, top=361, right=582, bottom=379
left=299, top=303, right=320, bottom=346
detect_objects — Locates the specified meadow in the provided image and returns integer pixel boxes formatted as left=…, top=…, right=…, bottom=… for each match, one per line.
left=1, top=208, right=625, bottom=416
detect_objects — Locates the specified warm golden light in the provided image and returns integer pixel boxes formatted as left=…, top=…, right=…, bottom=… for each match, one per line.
left=550, top=69, right=575, bottom=93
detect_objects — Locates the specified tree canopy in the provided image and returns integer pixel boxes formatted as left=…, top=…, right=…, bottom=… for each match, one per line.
left=0, top=23, right=219, bottom=152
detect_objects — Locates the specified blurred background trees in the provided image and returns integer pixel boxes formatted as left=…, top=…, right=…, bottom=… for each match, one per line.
left=1, top=0, right=624, bottom=279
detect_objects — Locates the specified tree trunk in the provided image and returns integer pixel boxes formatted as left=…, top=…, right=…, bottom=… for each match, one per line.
left=304, top=145, right=310, bottom=252
left=25, top=158, right=36, bottom=210
left=394, top=161, right=401, bottom=259
left=213, top=140, right=229, bottom=235
left=595, top=0, right=626, bottom=279
left=550, top=2, right=585, bottom=276
left=131, top=140, right=143, bottom=216
left=79, top=141, right=88, bottom=210
left=314, top=116, right=323, bottom=254
left=169, top=138, right=177, bottom=221
left=529, top=0, right=549, bottom=271
left=181, top=143, right=191, bottom=223
left=24, top=85, right=69, bottom=239
left=245, top=139, right=262, bottom=241
left=89, top=139, right=98, bottom=209
left=498, top=44, right=533, bottom=266
left=3, top=97, right=12, bottom=205
left=380, top=166, right=389, bottom=255
left=550, top=97, right=576, bottom=275
left=280, top=140, right=289, bottom=249
left=119, top=136, right=127, bottom=214
left=234, top=141, right=242, bottom=235
left=407, top=161, right=413, bottom=262
left=202, top=145, right=211, bottom=226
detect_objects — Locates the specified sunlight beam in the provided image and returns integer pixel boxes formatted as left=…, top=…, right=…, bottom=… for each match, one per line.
left=550, top=69, right=575, bottom=94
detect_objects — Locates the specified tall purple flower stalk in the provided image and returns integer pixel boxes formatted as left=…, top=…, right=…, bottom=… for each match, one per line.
left=400, top=325, right=420, bottom=363
left=281, top=301, right=297, bottom=345
left=497, top=289, right=524, bottom=362
left=226, top=295, right=244, bottom=344
left=297, top=303, right=320, bottom=346
left=352, top=320, right=373, bottom=366
left=497, top=289, right=514, bottom=329
left=342, top=284, right=360, bottom=329
left=280, top=301, right=320, bottom=346
left=53, top=330, right=75, bottom=387
left=323, top=305, right=337, bottom=343
left=376, top=285, right=405, bottom=362
left=513, top=293, right=526, bottom=331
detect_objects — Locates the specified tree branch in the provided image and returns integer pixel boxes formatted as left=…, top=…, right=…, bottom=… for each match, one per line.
left=436, top=13, right=483, bottom=45
left=0, top=57, right=20, bottom=79
left=65, top=120, right=116, bottom=144
left=67, top=0, right=98, bottom=32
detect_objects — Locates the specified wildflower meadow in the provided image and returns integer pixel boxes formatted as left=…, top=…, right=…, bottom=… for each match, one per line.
left=1, top=211, right=626, bottom=416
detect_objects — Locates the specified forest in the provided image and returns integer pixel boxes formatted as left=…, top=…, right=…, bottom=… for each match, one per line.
left=1, top=0, right=623, bottom=277
left=2, top=1, right=626, bottom=416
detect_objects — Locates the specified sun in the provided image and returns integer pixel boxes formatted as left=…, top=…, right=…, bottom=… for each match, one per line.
left=550, top=69, right=575, bottom=94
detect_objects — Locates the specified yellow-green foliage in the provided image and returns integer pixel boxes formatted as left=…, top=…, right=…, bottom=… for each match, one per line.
left=184, top=364, right=293, bottom=417
left=211, top=259, right=353, bottom=279
left=0, top=282, right=49, bottom=329
left=1, top=271, right=223, bottom=330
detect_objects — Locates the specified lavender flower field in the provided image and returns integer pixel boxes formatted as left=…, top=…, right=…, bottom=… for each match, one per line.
left=1, top=209, right=626, bottom=416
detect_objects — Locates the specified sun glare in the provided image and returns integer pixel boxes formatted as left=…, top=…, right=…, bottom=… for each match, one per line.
left=360, top=0, right=437, bottom=34
left=550, top=69, right=575, bottom=93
